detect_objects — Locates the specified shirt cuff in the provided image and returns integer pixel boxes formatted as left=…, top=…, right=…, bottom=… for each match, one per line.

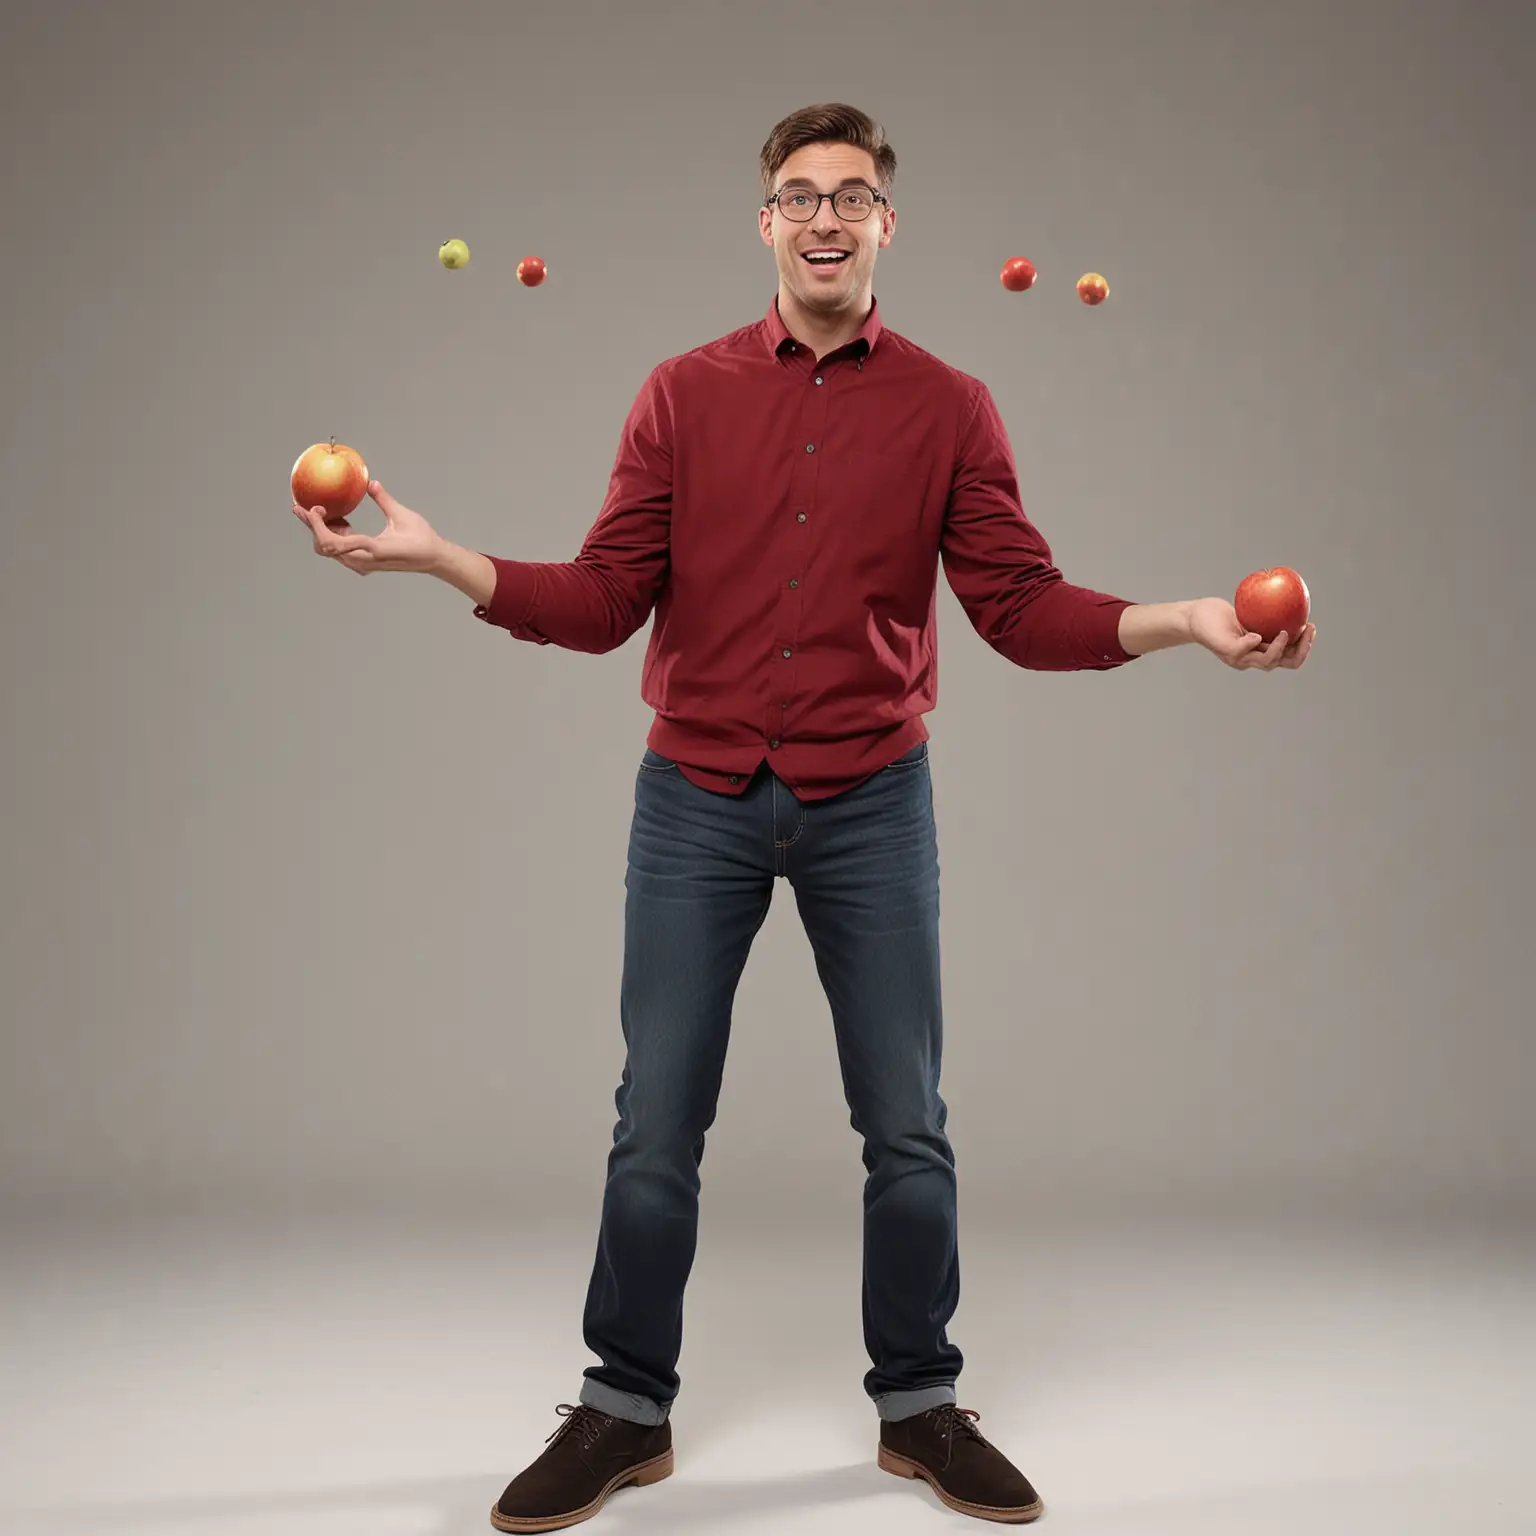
left=1087, top=597, right=1139, bottom=665
left=471, top=557, right=539, bottom=630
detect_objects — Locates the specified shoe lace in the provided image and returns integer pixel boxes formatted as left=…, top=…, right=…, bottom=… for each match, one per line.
left=545, top=1402, right=613, bottom=1455
left=924, top=1405, right=988, bottom=1467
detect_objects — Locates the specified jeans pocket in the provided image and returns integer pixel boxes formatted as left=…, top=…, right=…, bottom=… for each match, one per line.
left=879, top=742, right=929, bottom=772
left=638, top=748, right=680, bottom=774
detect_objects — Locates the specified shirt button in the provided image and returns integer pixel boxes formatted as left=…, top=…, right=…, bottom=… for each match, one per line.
left=805, top=443, right=815, bottom=453
left=770, top=738, right=781, bottom=750
left=729, top=774, right=740, bottom=784
left=788, top=578, right=799, bottom=588
left=814, top=376, right=824, bottom=385
left=796, top=512, right=807, bottom=523
left=781, top=647, right=792, bottom=658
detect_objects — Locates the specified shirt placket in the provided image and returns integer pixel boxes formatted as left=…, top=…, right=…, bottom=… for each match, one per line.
left=769, top=352, right=837, bottom=753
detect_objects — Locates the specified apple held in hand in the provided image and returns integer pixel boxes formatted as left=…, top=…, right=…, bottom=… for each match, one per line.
left=1235, top=566, right=1310, bottom=644
left=291, top=438, right=369, bottom=525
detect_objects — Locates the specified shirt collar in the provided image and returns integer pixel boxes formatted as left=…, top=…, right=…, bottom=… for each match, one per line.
left=764, top=292, right=883, bottom=365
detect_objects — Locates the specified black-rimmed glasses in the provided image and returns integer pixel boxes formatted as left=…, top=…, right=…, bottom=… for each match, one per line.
left=765, top=183, right=888, bottom=222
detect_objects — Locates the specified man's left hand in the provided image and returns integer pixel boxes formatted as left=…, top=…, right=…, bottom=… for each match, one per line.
left=1188, top=597, right=1316, bottom=671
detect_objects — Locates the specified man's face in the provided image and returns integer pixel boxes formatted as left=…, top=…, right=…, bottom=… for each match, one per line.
left=759, top=142, right=895, bottom=317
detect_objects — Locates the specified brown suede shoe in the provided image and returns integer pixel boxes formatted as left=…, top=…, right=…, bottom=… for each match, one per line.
left=878, top=1405, right=1044, bottom=1523
left=489, top=1403, right=673, bottom=1532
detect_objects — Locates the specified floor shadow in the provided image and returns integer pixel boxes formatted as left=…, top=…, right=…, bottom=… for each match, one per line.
left=1, top=1461, right=907, bottom=1536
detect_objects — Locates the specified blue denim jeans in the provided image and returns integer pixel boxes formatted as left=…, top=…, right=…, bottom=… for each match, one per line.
left=576, top=739, right=963, bottom=1426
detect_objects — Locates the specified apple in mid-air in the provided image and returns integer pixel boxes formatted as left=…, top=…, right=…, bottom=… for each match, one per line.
left=1001, top=256, right=1036, bottom=292
left=1077, top=272, right=1109, bottom=305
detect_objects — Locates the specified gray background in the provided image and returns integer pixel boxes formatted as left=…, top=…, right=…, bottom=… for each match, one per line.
left=2, top=0, right=1531, bottom=1237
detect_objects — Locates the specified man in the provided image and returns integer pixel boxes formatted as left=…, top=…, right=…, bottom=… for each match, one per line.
left=295, top=103, right=1314, bottom=1531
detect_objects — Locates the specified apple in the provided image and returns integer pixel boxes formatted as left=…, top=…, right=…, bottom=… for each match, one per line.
left=1077, top=272, right=1109, bottom=305
left=438, top=238, right=470, bottom=269
left=516, top=255, right=547, bottom=287
left=1234, top=566, right=1310, bottom=644
left=1001, top=256, right=1036, bottom=292
left=291, top=438, right=369, bottom=525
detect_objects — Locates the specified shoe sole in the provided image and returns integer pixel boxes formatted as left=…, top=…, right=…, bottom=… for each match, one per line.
left=878, top=1443, right=1044, bottom=1524
left=488, top=1447, right=674, bottom=1533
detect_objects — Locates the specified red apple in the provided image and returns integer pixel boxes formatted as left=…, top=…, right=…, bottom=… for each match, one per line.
left=1077, top=272, right=1109, bottom=305
left=1234, top=566, right=1310, bottom=644
left=1001, top=256, right=1036, bottom=292
left=516, top=256, right=547, bottom=287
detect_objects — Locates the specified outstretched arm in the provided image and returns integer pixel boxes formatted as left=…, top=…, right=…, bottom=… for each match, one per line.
left=1119, top=598, right=1315, bottom=670
left=295, top=363, right=676, bottom=657
left=943, top=382, right=1316, bottom=674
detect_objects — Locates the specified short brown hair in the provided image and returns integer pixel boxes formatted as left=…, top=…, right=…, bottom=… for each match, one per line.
left=759, top=103, right=897, bottom=202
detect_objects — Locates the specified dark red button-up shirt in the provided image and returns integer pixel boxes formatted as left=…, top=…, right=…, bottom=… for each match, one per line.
left=474, top=295, right=1140, bottom=800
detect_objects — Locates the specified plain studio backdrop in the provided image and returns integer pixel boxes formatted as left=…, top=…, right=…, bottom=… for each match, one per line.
left=1, top=1, right=1532, bottom=1534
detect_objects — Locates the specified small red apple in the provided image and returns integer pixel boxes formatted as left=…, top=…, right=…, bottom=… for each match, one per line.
left=1077, top=272, right=1109, bottom=305
left=516, top=256, right=547, bottom=288
left=291, top=438, right=369, bottom=525
left=1234, top=566, right=1311, bottom=645
left=1001, top=256, right=1036, bottom=292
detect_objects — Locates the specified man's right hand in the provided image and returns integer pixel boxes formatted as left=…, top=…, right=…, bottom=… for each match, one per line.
left=293, top=480, right=446, bottom=576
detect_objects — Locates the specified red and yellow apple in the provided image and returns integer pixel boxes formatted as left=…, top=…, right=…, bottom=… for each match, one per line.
left=291, top=438, right=369, bottom=525
left=1077, top=272, right=1109, bottom=305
